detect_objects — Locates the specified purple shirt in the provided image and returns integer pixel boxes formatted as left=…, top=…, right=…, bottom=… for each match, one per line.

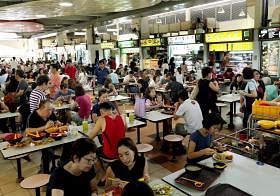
left=76, top=95, right=91, bottom=119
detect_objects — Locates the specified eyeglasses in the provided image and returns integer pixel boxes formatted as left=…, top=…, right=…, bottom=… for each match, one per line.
left=82, top=157, right=97, bottom=165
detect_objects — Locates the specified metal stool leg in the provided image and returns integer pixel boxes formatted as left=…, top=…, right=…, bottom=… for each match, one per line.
left=171, top=143, right=177, bottom=162
left=35, top=187, right=40, bottom=196
left=16, top=159, right=24, bottom=182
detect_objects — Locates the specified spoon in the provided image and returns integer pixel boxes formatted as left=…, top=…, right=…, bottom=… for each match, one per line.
left=181, top=177, right=205, bottom=188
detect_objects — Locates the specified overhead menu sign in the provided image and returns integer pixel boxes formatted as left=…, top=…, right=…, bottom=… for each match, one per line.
left=100, top=42, right=115, bottom=49
left=168, top=35, right=196, bottom=45
left=140, top=38, right=162, bottom=47
left=209, top=43, right=228, bottom=51
left=118, top=40, right=138, bottom=48
left=259, top=28, right=280, bottom=40
left=205, top=31, right=243, bottom=43
left=228, top=42, right=253, bottom=51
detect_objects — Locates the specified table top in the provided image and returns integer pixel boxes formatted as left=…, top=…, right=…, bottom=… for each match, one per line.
left=53, top=103, right=73, bottom=110
left=217, top=93, right=240, bottom=103
left=149, top=179, right=186, bottom=196
left=143, top=111, right=173, bottom=122
left=0, top=112, right=20, bottom=119
left=0, top=132, right=84, bottom=159
left=162, top=153, right=280, bottom=196
left=109, top=95, right=130, bottom=102
left=126, top=117, right=146, bottom=128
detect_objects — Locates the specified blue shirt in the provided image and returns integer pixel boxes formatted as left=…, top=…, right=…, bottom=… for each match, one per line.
left=54, top=89, right=75, bottom=100
left=190, top=130, right=212, bottom=152
left=265, top=85, right=278, bottom=101
left=109, top=73, right=119, bottom=84
left=95, top=67, right=109, bottom=85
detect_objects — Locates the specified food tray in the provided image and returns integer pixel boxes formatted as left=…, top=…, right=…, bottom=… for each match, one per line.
left=175, top=164, right=221, bottom=191
left=205, top=183, right=252, bottom=196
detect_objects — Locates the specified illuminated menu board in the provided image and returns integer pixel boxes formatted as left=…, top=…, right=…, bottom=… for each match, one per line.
left=209, top=43, right=228, bottom=51
left=205, top=31, right=243, bottom=43
left=228, top=42, right=253, bottom=51
left=100, top=42, right=115, bottom=49
left=118, top=40, right=138, bottom=48
left=168, top=35, right=196, bottom=45
left=140, top=38, right=162, bottom=47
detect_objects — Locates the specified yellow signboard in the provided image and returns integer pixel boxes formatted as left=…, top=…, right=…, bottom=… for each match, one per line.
left=140, top=38, right=161, bottom=47
left=100, top=42, right=115, bottom=49
left=205, top=31, right=243, bottom=43
left=228, top=42, right=253, bottom=51
left=209, top=43, right=228, bottom=51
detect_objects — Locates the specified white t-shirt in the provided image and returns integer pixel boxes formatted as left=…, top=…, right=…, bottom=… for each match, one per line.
left=176, top=99, right=203, bottom=134
left=175, top=73, right=184, bottom=84
left=10, top=60, right=18, bottom=70
left=124, top=75, right=136, bottom=83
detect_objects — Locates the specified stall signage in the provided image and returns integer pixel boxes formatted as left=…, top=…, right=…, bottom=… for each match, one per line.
left=168, top=35, right=196, bottom=45
left=140, top=38, right=162, bottom=47
left=259, top=28, right=280, bottom=40
left=205, top=31, right=243, bottom=43
left=118, top=40, right=138, bottom=48
left=228, top=42, right=253, bottom=51
left=209, top=43, right=228, bottom=51
left=100, top=42, right=115, bottom=49
left=121, top=48, right=140, bottom=54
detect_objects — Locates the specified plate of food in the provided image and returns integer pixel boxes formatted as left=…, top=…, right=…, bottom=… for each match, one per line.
left=152, top=184, right=173, bottom=195
left=27, top=131, right=47, bottom=141
left=213, top=152, right=233, bottom=163
left=257, top=120, right=275, bottom=129
left=46, top=125, right=68, bottom=133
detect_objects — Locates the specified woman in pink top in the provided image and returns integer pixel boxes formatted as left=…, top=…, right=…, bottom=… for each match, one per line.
left=69, top=85, right=91, bottom=123
left=49, top=64, right=61, bottom=98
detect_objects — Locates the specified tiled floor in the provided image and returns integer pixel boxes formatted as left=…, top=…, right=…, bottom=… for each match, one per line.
left=0, top=102, right=241, bottom=195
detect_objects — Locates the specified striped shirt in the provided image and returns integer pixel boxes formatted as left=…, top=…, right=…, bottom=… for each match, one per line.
left=29, top=88, right=46, bottom=112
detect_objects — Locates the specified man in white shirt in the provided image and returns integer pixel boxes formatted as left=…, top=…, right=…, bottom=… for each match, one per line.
left=123, top=71, right=137, bottom=83
left=10, top=57, right=18, bottom=70
left=174, top=91, right=203, bottom=136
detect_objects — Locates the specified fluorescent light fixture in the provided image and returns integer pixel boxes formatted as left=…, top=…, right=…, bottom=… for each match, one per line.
left=0, top=32, right=21, bottom=39
left=239, top=9, right=246, bottom=17
left=106, top=28, right=118, bottom=32
left=74, top=32, right=86, bottom=36
left=15, top=24, right=24, bottom=27
left=217, top=7, right=225, bottom=14
left=164, top=7, right=169, bottom=11
left=38, top=33, right=57, bottom=39
left=36, top=14, right=47, bottom=18
left=59, top=2, right=73, bottom=7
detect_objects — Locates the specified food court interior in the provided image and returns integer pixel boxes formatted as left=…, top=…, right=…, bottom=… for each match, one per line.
left=0, top=0, right=280, bottom=195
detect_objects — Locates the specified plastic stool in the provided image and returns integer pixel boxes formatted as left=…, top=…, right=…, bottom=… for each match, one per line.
left=20, top=174, right=50, bottom=196
left=164, top=134, right=184, bottom=162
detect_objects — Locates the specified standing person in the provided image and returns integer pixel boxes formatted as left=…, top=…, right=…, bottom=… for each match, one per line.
left=95, top=59, right=109, bottom=86
left=47, top=138, right=98, bottom=196
left=239, top=68, right=264, bottom=128
left=15, top=69, right=28, bottom=106
left=65, top=60, right=77, bottom=80
left=180, top=57, right=188, bottom=75
left=49, top=63, right=61, bottom=99
left=175, top=67, right=184, bottom=84
left=196, top=67, right=219, bottom=118
left=77, top=67, right=88, bottom=86
left=168, top=57, right=175, bottom=75
left=10, top=57, right=18, bottom=71
left=29, top=75, right=50, bottom=112
left=88, top=102, right=125, bottom=160
left=174, top=91, right=203, bottom=136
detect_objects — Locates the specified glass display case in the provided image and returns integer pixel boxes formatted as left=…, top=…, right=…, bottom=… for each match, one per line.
left=261, top=40, right=280, bottom=76
left=228, top=51, right=253, bottom=74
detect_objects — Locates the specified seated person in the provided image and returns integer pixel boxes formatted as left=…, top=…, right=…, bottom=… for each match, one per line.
left=165, top=76, right=184, bottom=103
left=104, top=78, right=118, bottom=96
left=121, top=181, right=155, bottom=196
left=88, top=102, right=125, bottom=160
left=26, top=100, right=62, bottom=173
left=105, top=137, right=150, bottom=190
left=187, top=113, right=223, bottom=163
left=54, top=83, right=75, bottom=102
left=123, top=71, right=137, bottom=84
left=91, top=89, right=118, bottom=123
left=0, top=100, right=10, bottom=132
left=68, top=85, right=91, bottom=124
left=144, top=87, right=162, bottom=110
left=174, top=91, right=203, bottom=136
left=47, top=138, right=98, bottom=196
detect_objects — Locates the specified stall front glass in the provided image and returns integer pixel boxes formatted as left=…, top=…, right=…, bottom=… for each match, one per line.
left=261, top=40, right=280, bottom=76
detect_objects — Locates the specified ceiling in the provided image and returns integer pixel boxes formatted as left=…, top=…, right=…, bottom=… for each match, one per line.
left=0, top=0, right=220, bottom=38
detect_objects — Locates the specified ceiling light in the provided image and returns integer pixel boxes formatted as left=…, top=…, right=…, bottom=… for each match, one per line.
left=164, top=7, right=169, bottom=11
left=59, top=2, right=73, bottom=7
left=217, top=7, right=225, bottom=14
left=107, top=28, right=118, bottom=32
left=239, top=9, right=246, bottom=17
left=74, top=32, right=86, bottom=35
left=36, top=14, right=47, bottom=18
left=0, top=32, right=21, bottom=39
left=15, top=24, right=24, bottom=27
left=156, top=18, right=162, bottom=24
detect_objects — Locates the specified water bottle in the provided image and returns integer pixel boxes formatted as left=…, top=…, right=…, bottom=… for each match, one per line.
left=129, top=113, right=134, bottom=123
left=82, top=118, right=89, bottom=133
